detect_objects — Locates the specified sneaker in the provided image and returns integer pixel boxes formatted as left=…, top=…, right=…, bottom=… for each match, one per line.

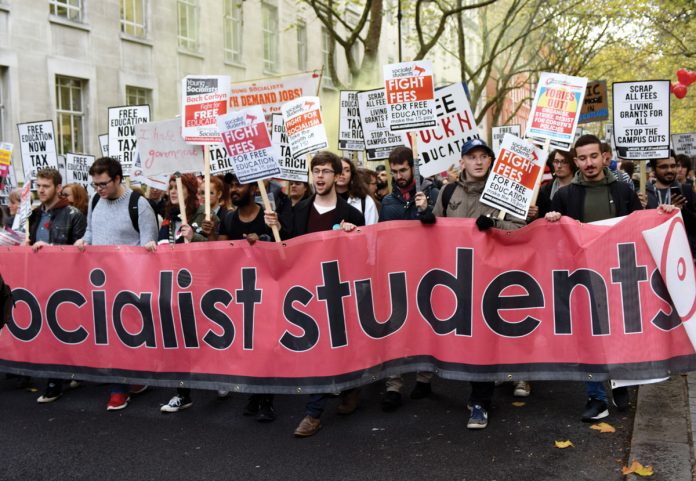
left=294, top=415, right=321, bottom=437
left=513, top=381, right=531, bottom=397
left=581, top=398, right=608, bottom=422
left=336, top=389, right=360, bottom=415
left=243, top=395, right=261, bottom=416
left=37, top=382, right=63, bottom=403
left=612, top=387, right=629, bottom=412
left=467, top=404, right=489, bottom=429
left=160, top=394, right=193, bottom=413
left=217, top=390, right=231, bottom=399
left=106, top=393, right=130, bottom=411
left=256, top=400, right=277, bottom=423
left=410, top=381, right=432, bottom=399
left=129, top=385, right=148, bottom=395
left=381, top=391, right=403, bottom=412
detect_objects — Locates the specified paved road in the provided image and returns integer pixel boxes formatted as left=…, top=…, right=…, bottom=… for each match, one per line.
left=0, top=376, right=634, bottom=481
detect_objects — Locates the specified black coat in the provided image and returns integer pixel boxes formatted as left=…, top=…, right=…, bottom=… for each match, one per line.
left=551, top=180, right=642, bottom=222
left=28, top=199, right=87, bottom=245
left=291, top=194, right=365, bottom=238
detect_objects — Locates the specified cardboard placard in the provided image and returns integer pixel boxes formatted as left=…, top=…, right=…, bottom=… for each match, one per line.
left=281, top=96, right=328, bottom=159
left=357, top=88, right=409, bottom=161
left=64, top=153, right=95, bottom=192
left=98, top=133, right=109, bottom=157
left=182, top=75, right=231, bottom=144
left=383, top=60, right=436, bottom=131
left=338, top=91, right=365, bottom=151
left=612, top=80, right=670, bottom=160
left=480, top=134, right=545, bottom=220
left=672, top=133, right=696, bottom=157
left=17, top=120, right=59, bottom=188
left=108, top=105, right=150, bottom=176
left=136, top=118, right=204, bottom=177
left=526, top=72, right=587, bottom=151
left=579, top=80, right=609, bottom=124
left=271, top=114, right=308, bottom=182
left=414, top=83, right=481, bottom=178
left=208, top=143, right=235, bottom=175
left=130, top=152, right=169, bottom=190
left=229, top=71, right=321, bottom=125
left=491, top=125, right=522, bottom=157
left=217, top=105, right=280, bottom=184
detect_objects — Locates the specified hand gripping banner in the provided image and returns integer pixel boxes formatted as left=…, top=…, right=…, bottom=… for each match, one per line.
left=0, top=211, right=694, bottom=394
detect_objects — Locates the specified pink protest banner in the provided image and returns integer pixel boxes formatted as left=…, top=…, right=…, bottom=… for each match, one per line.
left=0, top=211, right=694, bottom=393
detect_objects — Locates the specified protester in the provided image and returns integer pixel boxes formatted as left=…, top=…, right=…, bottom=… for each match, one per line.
left=23, top=168, right=87, bottom=404
left=290, top=151, right=365, bottom=438
left=378, top=145, right=439, bottom=411
left=146, top=186, right=167, bottom=219
left=5, top=187, right=21, bottom=227
left=417, top=139, right=525, bottom=429
left=74, top=157, right=159, bottom=411
left=199, top=175, right=228, bottom=223
left=60, top=183, right=89, bottom=216
left=375, top=164, right=390, bottom=202
left=157, top=173, right=219, bottom=413
left=545, top=134, right=642, bottom=422
left=532, top=149, right=576, bottom=219
left=336, top=157, right=379, bottom=225
left=359, top=168, right=379, bottom=198
left=288, top=180, right=311, bottom=208
left=601, top=142, right=633, bottom=189
left=676, top=154, right=693, bottom=187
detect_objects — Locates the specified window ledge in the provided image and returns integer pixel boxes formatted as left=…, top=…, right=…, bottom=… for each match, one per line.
left=224, top=60, right=246, bottom=69
left=49, top=15, right=91, bottom=32
left=120, top=32, right=153, bottom=47
left=263, top=69, right=280, bottom=77
left=0, top=3, right=10, bottom=13
left=177, top=47, right=204, bottom=59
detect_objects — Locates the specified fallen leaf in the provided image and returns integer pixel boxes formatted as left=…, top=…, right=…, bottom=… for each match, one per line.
left=554, top=440, right=574, bottom=449
left=512, top=401, right=526, bottom=407
left=590, top=422, right=616, bottom=433
left=622, top=460, right=654, bottom=476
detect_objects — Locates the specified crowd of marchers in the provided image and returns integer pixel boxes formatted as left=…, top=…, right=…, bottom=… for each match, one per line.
left=1, top=133, right=695, bottom=438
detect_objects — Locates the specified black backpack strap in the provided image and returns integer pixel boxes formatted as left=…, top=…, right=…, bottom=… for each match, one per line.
left=91, top=193, right=99, bottom=212
left=440, top=183, right=457, bottom=217
left=129, top=191, right=141, bottom=233
left=361, top=196, right=366, bottom=214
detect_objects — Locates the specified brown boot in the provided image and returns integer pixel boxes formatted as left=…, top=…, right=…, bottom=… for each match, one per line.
left=336, top=388, right=360, bottom=415
left=293, top=415, right=321, bottom=437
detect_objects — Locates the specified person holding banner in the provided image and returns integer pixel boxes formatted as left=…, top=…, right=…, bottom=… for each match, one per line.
left=291, top=151, right=365, bottom=438
left=74, top=157, right=159, bottom=411
left=545, top=134, right=642, bottom=421
left=23, top=168, right=87, bottom=404
left=416, top=139, right=525, bottom=430
left=336, top=157, right=379, bottom=225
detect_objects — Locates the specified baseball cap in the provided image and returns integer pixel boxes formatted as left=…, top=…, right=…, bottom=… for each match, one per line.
left=461, top=138, right=495, bottom=159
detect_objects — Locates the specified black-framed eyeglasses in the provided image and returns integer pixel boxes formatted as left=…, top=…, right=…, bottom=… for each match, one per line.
left=91, top=179, right=114, bottom=189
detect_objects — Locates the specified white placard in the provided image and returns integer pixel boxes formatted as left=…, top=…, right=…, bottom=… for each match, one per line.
left=108, top=104, right=150, bottom=175
left=208, top=143, right=235, bottom=175
left=182, top=75, right=231, bottom=144
left=271, top=114, right=308, bottom=182
left=338, top=90, right=365, bottom=151
left=672, top=133, right=696, bottom=157
left=281, top=96, right=328, bottom=159
left=357, top=88, right=409, bottom=161
left=383, top=60, right=436, bottom=132
left=98, top=133, right=109, bottom=157
left=17, top=120, right=59, bottom=188
left=612, top=80, right=670, bottom=160
left=136, top=118, right=204, bottom=177
left=480, top=134, right=545, bottom=220
left=491, top=125, right=522, bottom=157
left=65, top=153, right=95, bottom=191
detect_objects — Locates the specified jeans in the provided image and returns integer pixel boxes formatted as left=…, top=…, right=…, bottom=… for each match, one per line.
left=110, top=384, right=128, bottom=395
left=469, top=381, right=495, bottom=410
left=586, top=381, right=607, bottom=402
left=305, top=393, right=330, bottom=418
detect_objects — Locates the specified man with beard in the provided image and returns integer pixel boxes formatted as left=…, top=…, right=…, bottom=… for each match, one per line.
left=378, top=146, right=439, bottom=411
left=24, top=167, right=86, bottom=404
left=290, top=151, right=365, bottom=438
left=375, top=164, right=390, bottom=201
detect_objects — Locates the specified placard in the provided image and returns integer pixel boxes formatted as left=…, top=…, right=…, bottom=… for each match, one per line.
left=612, top=80, right=670, bottom=160
left=217, top=105, right=280, bottom=184
left=526, top=72, right=587, bottom=151
left=357, top=89, right=409, bottom=161
left=491, top=125, right=521, bottom=157
left=130, top=152, right=170, bottom=190
left=98, top=133, right=109, bottom=157
left=107, top=105, right=150, bottom=175
left=136, top=118, right=204, bottom=177
left=271, top=114, right=308, bottom=182
left=480, top=134, right=545, bottom=219
left=280, top=96, right=328, bottom=159
left=64, top=153, right=95, bottom=191
left=383, top=60, right=436, bottom=131
left=579, top=80, right=609, bottom=124
left=208, top=143, right=235, bottom=175
left=672, top=133, right=696, bottom=157
left=0, top=142, right=12, bottom=179
left=182, top=75, right=231, bottom=144
left=338, top=91, right=365, bottom=151
left=17, top=120, right=59, bottom=188
left=414, top=83, right=481, bottom=178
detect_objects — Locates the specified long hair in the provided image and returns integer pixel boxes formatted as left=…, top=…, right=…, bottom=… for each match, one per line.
left=166, top=173, right=199, bottom=221
left=65, top=183, right=89, bottom=216
left=341, top=157, right=369, bottom=199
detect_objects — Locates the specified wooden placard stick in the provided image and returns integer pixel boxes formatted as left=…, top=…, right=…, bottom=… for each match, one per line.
left=409, top=131, right=422, bottom=192
left=639, top=161, right=647, bottom=196
left=175, top=172, right=189, bottom=243
left=257, top=180, right=281, bottom=243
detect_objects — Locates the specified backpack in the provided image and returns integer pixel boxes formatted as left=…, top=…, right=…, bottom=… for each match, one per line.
left=440, top=183, right=457, bottom=217
left=0, top=273, right=13, bottom=331
left=91, top=191, right=142, bottom=233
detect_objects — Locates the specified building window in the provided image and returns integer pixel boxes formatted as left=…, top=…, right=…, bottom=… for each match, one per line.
left=262, top=3, right=279, bottom=73
left=224, top=0, right=243, bottom=64
left=177, top=0, right=199, bottom=51
left=55, top=76, right=85, bottom=155
left=49, top=0, right=83, bottom=22
left=321, top=27, right=335, bottom=87
left=126, top=86, right=151, bottom=107
left=121, top=0, right=146, bottom=37
left=296, top=19, right=307, bottom=71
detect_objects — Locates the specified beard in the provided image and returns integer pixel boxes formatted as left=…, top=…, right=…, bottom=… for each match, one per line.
left=231, top=190, right=253, bottom=207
